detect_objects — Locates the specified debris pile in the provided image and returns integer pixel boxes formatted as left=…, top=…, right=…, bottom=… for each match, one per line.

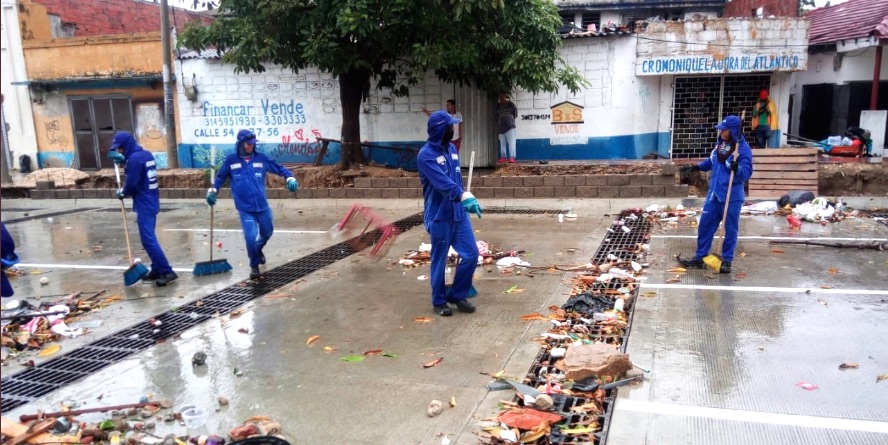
left=1, top=290, right=111, bottom=364
left=478, top=209, right=651, bottom=444
left=396, top=242, right=528, bottom=270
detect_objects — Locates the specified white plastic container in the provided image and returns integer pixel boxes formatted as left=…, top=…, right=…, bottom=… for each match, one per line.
left=181, top=407, right=208, bottom=429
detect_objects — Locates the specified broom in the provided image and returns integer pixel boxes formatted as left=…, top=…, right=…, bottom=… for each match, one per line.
left=702, top=111, right=745, bottom=272
left=193, top=146, right=232, bottom=276
left=447, top=150, right=479, bottom=299
left=114, top=163, right=150, bottom=286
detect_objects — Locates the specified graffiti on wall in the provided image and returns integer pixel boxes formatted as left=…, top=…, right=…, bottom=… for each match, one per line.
left=44, top=120, right=68, bottom=147
left=273, top=129, right=324, bottom=158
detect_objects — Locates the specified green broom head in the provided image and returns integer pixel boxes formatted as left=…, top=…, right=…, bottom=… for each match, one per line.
left=124, top=261, right=150, bottom=286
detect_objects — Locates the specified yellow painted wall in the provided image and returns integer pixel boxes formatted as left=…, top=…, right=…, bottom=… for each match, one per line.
left=32, top=87, right=166, bottom=155
left=23, top=35, right=162, bottom=80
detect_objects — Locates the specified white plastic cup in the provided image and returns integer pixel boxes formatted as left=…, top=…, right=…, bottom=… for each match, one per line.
left=181, top=407, right=208, bottom=429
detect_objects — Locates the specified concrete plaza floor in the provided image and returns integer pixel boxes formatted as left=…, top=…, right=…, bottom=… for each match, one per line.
left=1, top=196, right=887, bottom=444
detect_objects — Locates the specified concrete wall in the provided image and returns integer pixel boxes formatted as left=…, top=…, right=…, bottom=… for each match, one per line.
left=34, top=88, right=166, bottom=169
left=637, top=18, right=810, bottom=76
left=1, top=3, right=39, bottom=171
left=723, top=0, right=800, bottom=18
left=23, top=33, right=162, bottom=80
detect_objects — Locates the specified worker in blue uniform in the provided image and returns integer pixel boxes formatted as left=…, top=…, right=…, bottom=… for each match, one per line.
left=417, top=110, right=483, bottom=316
left=109, top=132, right=178, bottom=285
left=678, top=115, right=753, bottom=274
left=206, top=129, right=298, bottom=280
left=1, top=222, right=18, bottom=298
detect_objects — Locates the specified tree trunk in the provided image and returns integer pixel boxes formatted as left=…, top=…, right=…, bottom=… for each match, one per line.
left=338, top=69, right=370, bottom=169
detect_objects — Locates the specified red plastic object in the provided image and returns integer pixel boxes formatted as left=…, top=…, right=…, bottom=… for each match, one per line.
left=787, top=214, right=802, bottom=230
left=334, top=204, right=400, bottom=259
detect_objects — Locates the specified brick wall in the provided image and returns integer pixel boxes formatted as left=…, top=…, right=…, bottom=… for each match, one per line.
left=723, top=0, right=800, bottom=18
left=32, top=0, right=211, bottom=37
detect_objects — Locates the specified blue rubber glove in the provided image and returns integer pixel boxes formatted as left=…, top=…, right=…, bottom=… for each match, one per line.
left=116, top=188, right=125, bottom=200
left=108, top=150, right=126, bottom=165
left=286, top=177, right=298, bottom=192
left=206, top=188, right=217, bottom=206
left=460, top=193, right=482, bottom=219
left=725, top=159, right=739, bottom=173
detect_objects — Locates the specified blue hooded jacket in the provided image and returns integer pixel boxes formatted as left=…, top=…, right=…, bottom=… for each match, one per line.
left=1, top=222, right=17, bottom=298
left=697, top=115, right=753, bottom=202
left=417, top=110, right=467, bottom=224
left=213, top=129, right=294, bottom=213
left=112, top=132, right=160, bottom=215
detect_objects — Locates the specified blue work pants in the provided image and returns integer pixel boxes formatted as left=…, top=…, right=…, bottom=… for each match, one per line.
left=426, top=219, right=478, bottom=305
left=136, top=212, right=173, bottom=275
left=239, top=208, right=274, bottom=268
left=696, top=196, right=742, bottom=263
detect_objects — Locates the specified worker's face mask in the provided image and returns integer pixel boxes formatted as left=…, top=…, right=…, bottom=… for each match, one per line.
left=716, top=141, right=735, bottom=163
left=441, top=126, right=454, bottom=147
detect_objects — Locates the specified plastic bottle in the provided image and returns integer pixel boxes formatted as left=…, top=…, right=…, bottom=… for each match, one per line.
left=614, top=297, right=625, bottom=312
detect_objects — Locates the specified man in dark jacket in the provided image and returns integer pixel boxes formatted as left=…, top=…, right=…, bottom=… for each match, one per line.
left=206, top=129, right=298, bottom=279
left=109, top=131, right=177, bottom=285
left=1, top=222, right=18, bottom=298
left=678, top=115, right=753, bottom=273
left=417, top=110, right=482, bottom=316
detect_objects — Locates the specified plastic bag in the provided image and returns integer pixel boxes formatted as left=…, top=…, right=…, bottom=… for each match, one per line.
left=777, top=191, right=815, bottom=208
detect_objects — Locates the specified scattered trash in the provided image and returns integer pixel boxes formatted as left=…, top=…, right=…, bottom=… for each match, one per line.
left=423, top=357, right=444, bottom=368
left=218, top=396, right=229, bottom=406
left=191, top=352, right=207, bottom=366
left=306, top=335, right=320, bottom=346
left=838, top=362, right=859, bottom=370
left=417, top=275, right=429, bottom=280
left=795, top=382, right=818, bottom=391
left=427, top=400, right=444, bottom=417
left=39, top=277, right=50, bottom=285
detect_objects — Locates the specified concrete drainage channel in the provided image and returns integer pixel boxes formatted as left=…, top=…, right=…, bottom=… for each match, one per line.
left=0, top=212, right=430, bottom=413
left=505, top=209, right=651, bottom=444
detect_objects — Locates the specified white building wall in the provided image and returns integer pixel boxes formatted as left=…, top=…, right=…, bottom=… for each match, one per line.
left=1, top=2, right=39, bottom=171
left=176, top=57, right=451, bottom=167
left=795, top=48, right=886, bottom=86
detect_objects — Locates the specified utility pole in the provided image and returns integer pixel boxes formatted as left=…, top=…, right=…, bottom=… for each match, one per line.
left=160, top=0, right=179, bottom=168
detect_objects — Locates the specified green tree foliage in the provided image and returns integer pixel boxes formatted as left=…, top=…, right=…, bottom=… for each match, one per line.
left=181, top=0, right=586, bottom=168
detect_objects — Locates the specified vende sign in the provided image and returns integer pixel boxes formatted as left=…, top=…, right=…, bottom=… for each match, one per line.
left=635, top=18, right=809, bottom=76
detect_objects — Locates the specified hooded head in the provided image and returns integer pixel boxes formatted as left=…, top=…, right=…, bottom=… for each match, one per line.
left=109, top=131, right=140, bottom=158
left=235, top=129, right=258, bottom=157
left=715, top=115, right=744, bottom=143
left=426, top=110, right=461, bottom=149
left=759, top=89, right=769, bottom=100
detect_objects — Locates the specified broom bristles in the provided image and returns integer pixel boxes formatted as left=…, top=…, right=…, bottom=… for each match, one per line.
left=702, top=253, right=723, bottom=271
left=193, top=259, right=232, bottom=276
left=124, top=262, right=150, bottom=286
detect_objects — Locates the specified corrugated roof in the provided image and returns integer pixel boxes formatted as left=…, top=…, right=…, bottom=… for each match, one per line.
left=806, top=0, right=888, bottom=46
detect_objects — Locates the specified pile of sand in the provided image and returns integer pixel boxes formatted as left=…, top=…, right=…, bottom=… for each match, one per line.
left=21, top=168, right=89, bottom=188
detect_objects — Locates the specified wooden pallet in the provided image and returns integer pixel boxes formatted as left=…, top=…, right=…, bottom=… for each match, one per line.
left=748, top=148, right=819, bottom=198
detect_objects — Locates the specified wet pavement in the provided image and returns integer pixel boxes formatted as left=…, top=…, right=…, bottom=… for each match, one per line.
left=1, top=197, right=887, bottom=444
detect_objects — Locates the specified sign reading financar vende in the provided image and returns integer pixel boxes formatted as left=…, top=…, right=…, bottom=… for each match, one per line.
left=635, top=18, right=809, bottom=76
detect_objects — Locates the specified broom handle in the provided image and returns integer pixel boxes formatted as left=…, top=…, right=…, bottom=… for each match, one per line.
left=717, top=110, right=745, bottom=246
left=467, top=151, right=475, bottom=192
left=209, top=145, right=216, bottom=262
left=114, top=163, right=135, bottom=264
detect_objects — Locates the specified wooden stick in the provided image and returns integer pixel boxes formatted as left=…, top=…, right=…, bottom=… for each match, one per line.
left=467, top=151, right=475, bottom=192
left=770, top=240, right=887, bottom=250
left=19, top=402, right=154, bottom=423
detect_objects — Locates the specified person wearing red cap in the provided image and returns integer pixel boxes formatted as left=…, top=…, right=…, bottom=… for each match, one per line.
left=751, top=89, right=778, bottom=148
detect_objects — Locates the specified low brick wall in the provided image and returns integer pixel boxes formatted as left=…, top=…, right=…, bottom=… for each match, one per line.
left=26, top=173, right=687, bottom=199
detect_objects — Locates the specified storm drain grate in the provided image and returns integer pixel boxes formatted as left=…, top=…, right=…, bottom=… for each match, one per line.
left=515, top=208, right=652, bottom=444
left=0, top=212, right=425, bottom=413
left=1, top=208, right=102, bottom=225
left=484, top=208, right=563, bottom=215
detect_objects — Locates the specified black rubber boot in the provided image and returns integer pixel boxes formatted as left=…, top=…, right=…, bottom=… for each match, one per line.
left=258, top=250, right=266, bottom=265
left=142, top=270, right=160, bottom=282
left=250, top=267, right=261, bottom=280
left=677, top=255, right=706, bottom=269
left=450, top=298, right=476, bottom=313
left=719, top=261, right=732, bottom=274
left=433, top=304, right=453, bottom=316
left=155, top=272, right=178, bottom=286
